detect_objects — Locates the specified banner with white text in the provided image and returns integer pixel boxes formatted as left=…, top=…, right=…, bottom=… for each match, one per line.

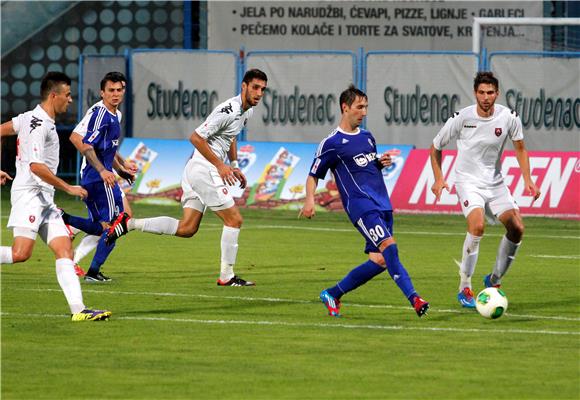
left=209, top=1, right=543, bottom=52
left=490, top=54, right=580, bottom=151
left=245, top=52, right=356, bottom=142
left=390, top=149, right=580, bottom=219
left=365, top=53, right=477, bottom=148
left=131, top=50, right=238, bottom=139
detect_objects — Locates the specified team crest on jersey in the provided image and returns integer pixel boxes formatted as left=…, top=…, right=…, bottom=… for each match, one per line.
left=495, top=128, right=502, bottom=137
left=463, top=200, right=469, bottom=207
left=29, top=215, right=36, bottom=223
left=222, top=188, right=228, bottom=195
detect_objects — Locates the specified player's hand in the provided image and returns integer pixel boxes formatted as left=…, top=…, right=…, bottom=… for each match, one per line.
left=125, top=160, right=138, bottom=174
left=117, top=168, right=135, bottom=185
left=0, top=170, right=13, bottom=185
left=232, top=168, right=247, bottom=189
left=66, top=185, right=88, bottom=200
left=431, top=179, right=449, bottom=202
left=299, top=199, right=316, bottom=219
left=100, top=170, right=117, bottom=187
left=378, top=152, right=392, bottom=168
left=525, top=180, right=541, bottom=203
left=217, top=163, right=238, bottom=186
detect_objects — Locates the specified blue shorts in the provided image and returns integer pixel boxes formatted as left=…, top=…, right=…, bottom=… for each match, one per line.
left=83, top=181, right=124, bottom=223
left=354, top=210, right=394, bottom=254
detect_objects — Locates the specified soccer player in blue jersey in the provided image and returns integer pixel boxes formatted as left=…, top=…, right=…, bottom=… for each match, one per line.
left=61, top=72, right=129, bottom=282
left=301, top=85, right=429, bottom=318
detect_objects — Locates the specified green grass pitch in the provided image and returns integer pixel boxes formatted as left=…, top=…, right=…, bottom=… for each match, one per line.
left=2, top=194, right=579, bottom=399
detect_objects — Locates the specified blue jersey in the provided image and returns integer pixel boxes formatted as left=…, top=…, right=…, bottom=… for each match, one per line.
left=309, top=127, right=392, bottom=222
left=80, top=105, right=121, bottom=185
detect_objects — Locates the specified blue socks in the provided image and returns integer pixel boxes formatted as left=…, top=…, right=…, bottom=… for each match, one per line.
left=61, top=212, right=104, bottom=236
left=381, top=244, right=417, bottom=304
left=87, top=233, right=116, bottom=276
left=327, top=260, right=385, bottom=299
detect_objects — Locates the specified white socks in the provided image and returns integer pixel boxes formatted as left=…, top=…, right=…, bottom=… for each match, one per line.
left=220, top=226, right=240, bottom=282
left=73, top=235, right=100, bottom=264
left=491, top=235, right=521, bottom=285
left=128, top=217, right=179, bottom=235
left=1, top=246, right=13, bottom=264
left=459, top=232, right=482, bottom=290
left=55, top=258, right=85, bottom=314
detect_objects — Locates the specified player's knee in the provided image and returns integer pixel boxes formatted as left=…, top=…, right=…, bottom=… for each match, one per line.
left=470, top=223, right=485, bottom=237
left=176, top=221, right=198, bottom=238
left=12, top=248, right=32, bottom=263
left=225, top=215, right=243, bottom=229
left=508, top=220, right=525, bottom=241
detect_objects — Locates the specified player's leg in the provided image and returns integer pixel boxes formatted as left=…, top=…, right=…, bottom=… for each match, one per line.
left=72, top=234, right=100, bottom=276
left=486, top=188, right=523, bottom=287
left=213, top=205, right=253, bottom=286
left=456, top=185, right=487, bottom=308
left=1, top=231, right=36, bottom=264
left=85, top=183, right=124, bottom=282
left=43, top=217, right=110, bottom=321
left=60, top=209, right=106, bottom=236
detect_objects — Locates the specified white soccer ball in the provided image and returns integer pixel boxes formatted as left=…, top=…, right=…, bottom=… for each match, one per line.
left=476, top=287, right=508, bottom=319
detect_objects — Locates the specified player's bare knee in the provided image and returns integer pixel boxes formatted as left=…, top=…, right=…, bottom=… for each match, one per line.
left=508, top=220, right=524, bottom=242
left=177, top=224, right=197, bottom=238
left=470, top=223, right=485, bottom=237
left=369, top=253, right=386, bottom=267
left=12, top=248, right=32, bottom=263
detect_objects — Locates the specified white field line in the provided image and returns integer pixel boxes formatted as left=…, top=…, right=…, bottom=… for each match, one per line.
left=1, top=311, right=578, bottom=336
left=17, top=288, right=580, bottom=322
left=1, top=216, right=578, bottom=239
left=529, top=255, right=580, bottom=260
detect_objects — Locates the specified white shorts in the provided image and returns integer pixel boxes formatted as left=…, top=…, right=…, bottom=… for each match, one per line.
left=180, top=158, right=235, bottom=212
left=456, top=183, right=518, bottom=218
left=7, top=189, right=70, bottom=243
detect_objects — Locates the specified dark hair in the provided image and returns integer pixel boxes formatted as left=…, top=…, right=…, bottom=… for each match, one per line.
left=243, top=69, right=267, bottom=84
left=474, top=72, right=499, bottom=91
left=339, top=84, right=367, bottom=112
left=40, top=72, right=71, bottom=100
left=100, top=71, right=126, bottom=90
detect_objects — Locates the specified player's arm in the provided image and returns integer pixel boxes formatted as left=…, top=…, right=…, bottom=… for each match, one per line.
left=190, top=131, right=238, bottom=186
left=0, top=121, right=15, bottom=137
left=112, top=153, right=137, bottom=184
left=78, top=111, right=117, bottom=187
left=0, top=170, right=13, bottom=185
left=29, top=162, right=87, bottom=199
left=513, top=140, right=540, bottom=201
left=227, top=137, right=246, bottom=189
left=429, top=144, right=449, bottom=202
left=300, top=175, right=319, bottom=219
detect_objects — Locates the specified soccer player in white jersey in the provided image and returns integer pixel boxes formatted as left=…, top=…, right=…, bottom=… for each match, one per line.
left=63, top=72, right=136, bottom=278
left=0, top=72, right=111, bottom=321
left=106, top=69, right=268, bottom=286
left=430, top=72, right=540, bottom=309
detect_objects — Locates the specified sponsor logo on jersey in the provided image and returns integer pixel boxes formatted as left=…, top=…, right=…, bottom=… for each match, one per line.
left=495, top=128, right=502, bottom=137
left=220, top=104, right=233, bottom=114
left=353, top=152, right=376, bottom=167
left=29, top=116, right=42, bottom=131
left=29, top=215, right=35, bottom=223
left=112, top=139, right=119, bottom=146
left=463, top=125, right=477, bottom=128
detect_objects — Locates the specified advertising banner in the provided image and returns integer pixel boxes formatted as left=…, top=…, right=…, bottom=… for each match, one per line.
left=245, top=52, right=356, bottom=142
left=390, top=149, right=580, bottom=219
left=131, top=51, right=237, bottom=139
left=490, top=55, right=580, bottom=151
left=208, top=1, right=542, bottom=52
left=80, top=55, right=127, bottom=136
left=118, top=138, right=413, bottom=211
left=365, top=53, right=477, bottom=149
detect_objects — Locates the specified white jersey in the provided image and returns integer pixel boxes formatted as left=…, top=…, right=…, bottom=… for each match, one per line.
left=433, top=104, right=523, bottom=187
left=193, top=94, right=253, bottom=164
left=11, top=105, right=59, bottom=194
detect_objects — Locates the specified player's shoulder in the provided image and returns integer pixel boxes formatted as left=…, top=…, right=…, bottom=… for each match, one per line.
left=495, top=103, right=520, bottom=120
left=214, top=95, right=242, bottom=117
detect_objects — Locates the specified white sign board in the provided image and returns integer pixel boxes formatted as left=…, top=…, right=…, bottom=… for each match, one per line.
left=245, top=52, right=356, bottom=143
left=365, top=53, right=477, bottom=148
left=491, top=55, right=580, bottom=151
left=209, top=1, right=543, bottom=52
left=131, top=51, right=237, bottom=139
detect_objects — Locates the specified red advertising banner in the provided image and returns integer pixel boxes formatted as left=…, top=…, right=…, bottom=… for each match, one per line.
left=391, top=150, right=580, bottom=219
